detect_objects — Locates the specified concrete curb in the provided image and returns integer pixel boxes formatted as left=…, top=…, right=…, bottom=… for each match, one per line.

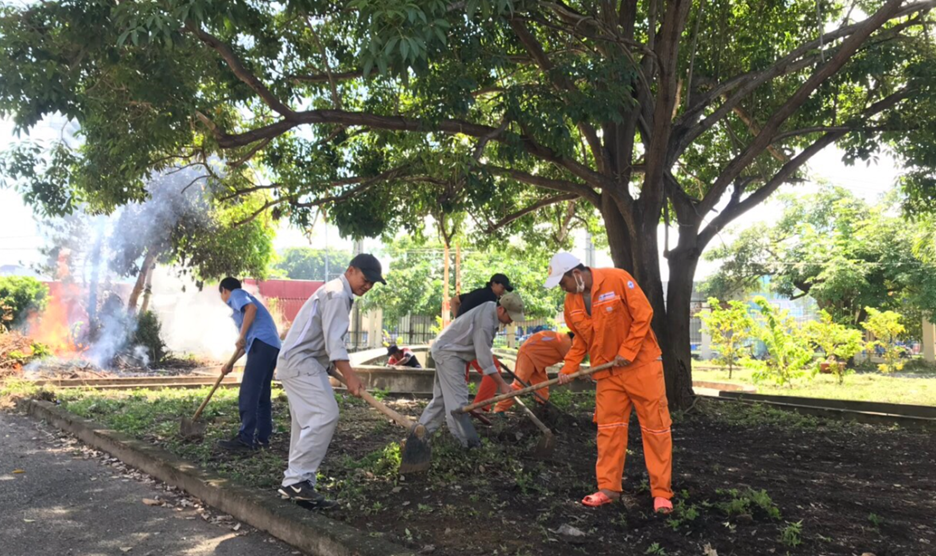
left=21, top=399, right=414, bottom=556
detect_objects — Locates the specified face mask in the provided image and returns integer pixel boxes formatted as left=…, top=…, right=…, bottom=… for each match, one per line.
left=573, top=272, right=585, bottom=294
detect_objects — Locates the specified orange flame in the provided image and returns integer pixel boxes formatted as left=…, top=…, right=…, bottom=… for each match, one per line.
left=27, top=284, right=88, bottom=357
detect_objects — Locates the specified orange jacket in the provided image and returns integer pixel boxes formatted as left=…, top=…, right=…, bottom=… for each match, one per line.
left=519, top=330, right=572, bottom=371
left=560, top=268, right=661, bottom=380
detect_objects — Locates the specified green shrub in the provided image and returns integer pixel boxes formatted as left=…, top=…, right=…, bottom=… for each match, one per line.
left=802, top=310, right=865, bottom=384
left=700, top=297, right=755, bottom=378
left=862, top=308, right=906, bottom=373
left=744, top=297, right=814, bottom=387
left=0, top=276, right=48, bottom=329
left=133, top=311, right=166, bottom=365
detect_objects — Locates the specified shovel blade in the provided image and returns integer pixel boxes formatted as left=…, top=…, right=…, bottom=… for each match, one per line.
left=398, top=424, right=432, bottom=474
left=179, top=417, right=206, bottom=440
left=531, top=432, right=556, bottom=459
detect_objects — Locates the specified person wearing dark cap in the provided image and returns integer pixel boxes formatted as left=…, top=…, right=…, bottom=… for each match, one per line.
left=276, top=253, right=385, bottom=507
left=217, top=277, right=281, bottom=452
left=386, top=344, right=422, bottom=368
left=450, top=273, right=514, bottom=319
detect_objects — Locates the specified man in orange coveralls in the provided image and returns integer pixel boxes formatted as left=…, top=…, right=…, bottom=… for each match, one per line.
left=492, top=330, right=574, bottom=413
left=544, top=252, right=673, bottom=513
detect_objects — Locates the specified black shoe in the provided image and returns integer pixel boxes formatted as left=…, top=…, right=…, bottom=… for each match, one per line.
left=217, top=436, right=256, bottom=453
left=256, top=440, right=271, bottom=450
left=278, top=481, right=338, bottom=509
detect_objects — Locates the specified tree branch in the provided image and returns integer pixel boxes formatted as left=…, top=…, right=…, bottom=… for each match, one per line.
left=554, top=197, right=578, bottom=243
left=674, top=1, right=934, bottom=153
left=732, top=106, right=789, bottom=163
left=291, top=173, right=396, bottom=208
left=483, top=165, right=601, bottom=206
left=639, top=0, right=692, bottom=213
left=290, top=70, right=363, bottom=84
left=185, top=24, right=295, bottom=118
left=483, top=193, right=578, bottom=234
left=771, top=124, right=912, bottom=142
left=305, top=17, right=343, bottom=111
left=232, top=198, right=283, bottom=228
left=698, top=86, right=913, bottom=248
left=227, top=137, right=272, bottom=169
left=509, top=17, right=607, bottom=174
left=698, top=0, right=908, bottom=217
left=199, top=108, right=615, bottom=192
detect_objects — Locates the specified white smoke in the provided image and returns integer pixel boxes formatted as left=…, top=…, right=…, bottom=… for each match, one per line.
left=149, top=266, right=239, bottom=362
left=32, top=163, right=227, bottom=367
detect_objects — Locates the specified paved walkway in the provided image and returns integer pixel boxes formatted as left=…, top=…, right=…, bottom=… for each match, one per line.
left=0, top=411, right=301, bottom=556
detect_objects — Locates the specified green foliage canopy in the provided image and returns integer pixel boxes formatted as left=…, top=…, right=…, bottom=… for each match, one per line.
left=701, top=187, right=936, bottom=336
left=359, top=235, right=563, bottom=322
left=272, top=247, right=352, bottom=281
left=0, top=276, right=49, bottom=328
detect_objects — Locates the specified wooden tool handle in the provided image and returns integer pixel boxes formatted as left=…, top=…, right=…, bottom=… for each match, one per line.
left=453, top=361, right=616, bottom=415
left=191, top=351, right=241, bottom=421
left=332, top=367, right=417, bottom=430
left=497, top=361, right=549, bottom=405
left=513, top=396, right=552, bottom=436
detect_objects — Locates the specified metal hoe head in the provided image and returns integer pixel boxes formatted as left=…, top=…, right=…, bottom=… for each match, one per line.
left=179, top=417, right=206, bottom=440
left=398, top=423, right=432, bottom=474
left=531, top=430, right=556, bottom=459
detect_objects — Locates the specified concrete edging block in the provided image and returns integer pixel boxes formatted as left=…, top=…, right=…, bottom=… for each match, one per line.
left=21, top=399, right=413, bottom=556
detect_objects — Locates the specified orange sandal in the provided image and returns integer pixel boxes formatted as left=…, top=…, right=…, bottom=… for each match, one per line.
left=654, top=497, right=673, bottom=514
left=582, top=491, right=618, bottom=507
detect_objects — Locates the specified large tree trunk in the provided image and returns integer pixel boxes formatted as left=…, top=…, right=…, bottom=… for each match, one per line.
left=663, top=249, right=699, bottom=409
left=603, top=202, right=697, bottom=410
left=601, top=194, right=634, bottom=272
left=139, top=262, right=156, bottom=314
left=128, top=249, right=158, bottom=312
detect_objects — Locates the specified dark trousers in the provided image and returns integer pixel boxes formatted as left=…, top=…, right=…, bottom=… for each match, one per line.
left=238, top=339, right=279, bottom=446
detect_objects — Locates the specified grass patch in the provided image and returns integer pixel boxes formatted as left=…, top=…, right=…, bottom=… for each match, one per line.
left=693, top=365, right=936, bottom=406
left=696, top=398, right=855, bottom=431
left=1, top=377, right=42, bottom=399
left=57, top=386, right=290, bottom=488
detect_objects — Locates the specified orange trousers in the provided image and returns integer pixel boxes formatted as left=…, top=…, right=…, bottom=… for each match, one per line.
left=493, top=353, right=549, bottom=412
left=467, top=357, right=502, bottom=412
left=594, top=359, right=673, bottom=499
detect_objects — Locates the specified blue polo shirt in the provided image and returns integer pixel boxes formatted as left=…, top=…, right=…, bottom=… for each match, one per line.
left=227, top=289, right=281, bottom=353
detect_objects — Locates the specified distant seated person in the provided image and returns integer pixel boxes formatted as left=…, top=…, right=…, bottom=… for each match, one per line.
left=450, top=273, right=514, bottom=319
left=386, top=345, right=422, bottom=368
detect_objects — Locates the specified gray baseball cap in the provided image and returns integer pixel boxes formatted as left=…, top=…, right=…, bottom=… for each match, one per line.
left=498, top=291, right=525, bottom=322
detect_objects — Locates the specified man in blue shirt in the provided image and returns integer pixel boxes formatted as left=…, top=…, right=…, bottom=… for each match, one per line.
left=218, top=277, right=282, bottom=452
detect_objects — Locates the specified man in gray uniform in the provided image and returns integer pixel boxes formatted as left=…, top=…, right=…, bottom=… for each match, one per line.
left=419, top=292, right=525, bottom=447
left=276, top=253, right=385, bottom=507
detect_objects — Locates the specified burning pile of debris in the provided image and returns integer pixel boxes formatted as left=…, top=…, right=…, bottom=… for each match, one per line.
left=0, top=331, right=43, bottom=379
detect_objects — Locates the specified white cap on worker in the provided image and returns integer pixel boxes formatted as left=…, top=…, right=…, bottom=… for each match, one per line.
left=544, top=252, right=582, bottom=289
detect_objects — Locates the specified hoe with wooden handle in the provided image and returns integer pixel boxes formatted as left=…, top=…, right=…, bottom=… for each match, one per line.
left=452, top=361, right=616, bottom=416
left=330, top=367, right=432, bottom=474
left=179, top=350, right=242, bottom=440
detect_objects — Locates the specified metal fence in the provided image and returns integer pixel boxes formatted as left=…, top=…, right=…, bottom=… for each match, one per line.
left=381, top=314, right=438, bottom=347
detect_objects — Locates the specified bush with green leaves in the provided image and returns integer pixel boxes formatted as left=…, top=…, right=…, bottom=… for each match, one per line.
left=743, top=297, right=814, bottom=387
left=801, top=310, right=866, bottom=384
left=699, top=297, right=755, bottom=378
left=0, top=276, right=48, bottom=329
left=133, top=311, right=166, bottom=366
left=861, top=308, right=906, bottom=373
